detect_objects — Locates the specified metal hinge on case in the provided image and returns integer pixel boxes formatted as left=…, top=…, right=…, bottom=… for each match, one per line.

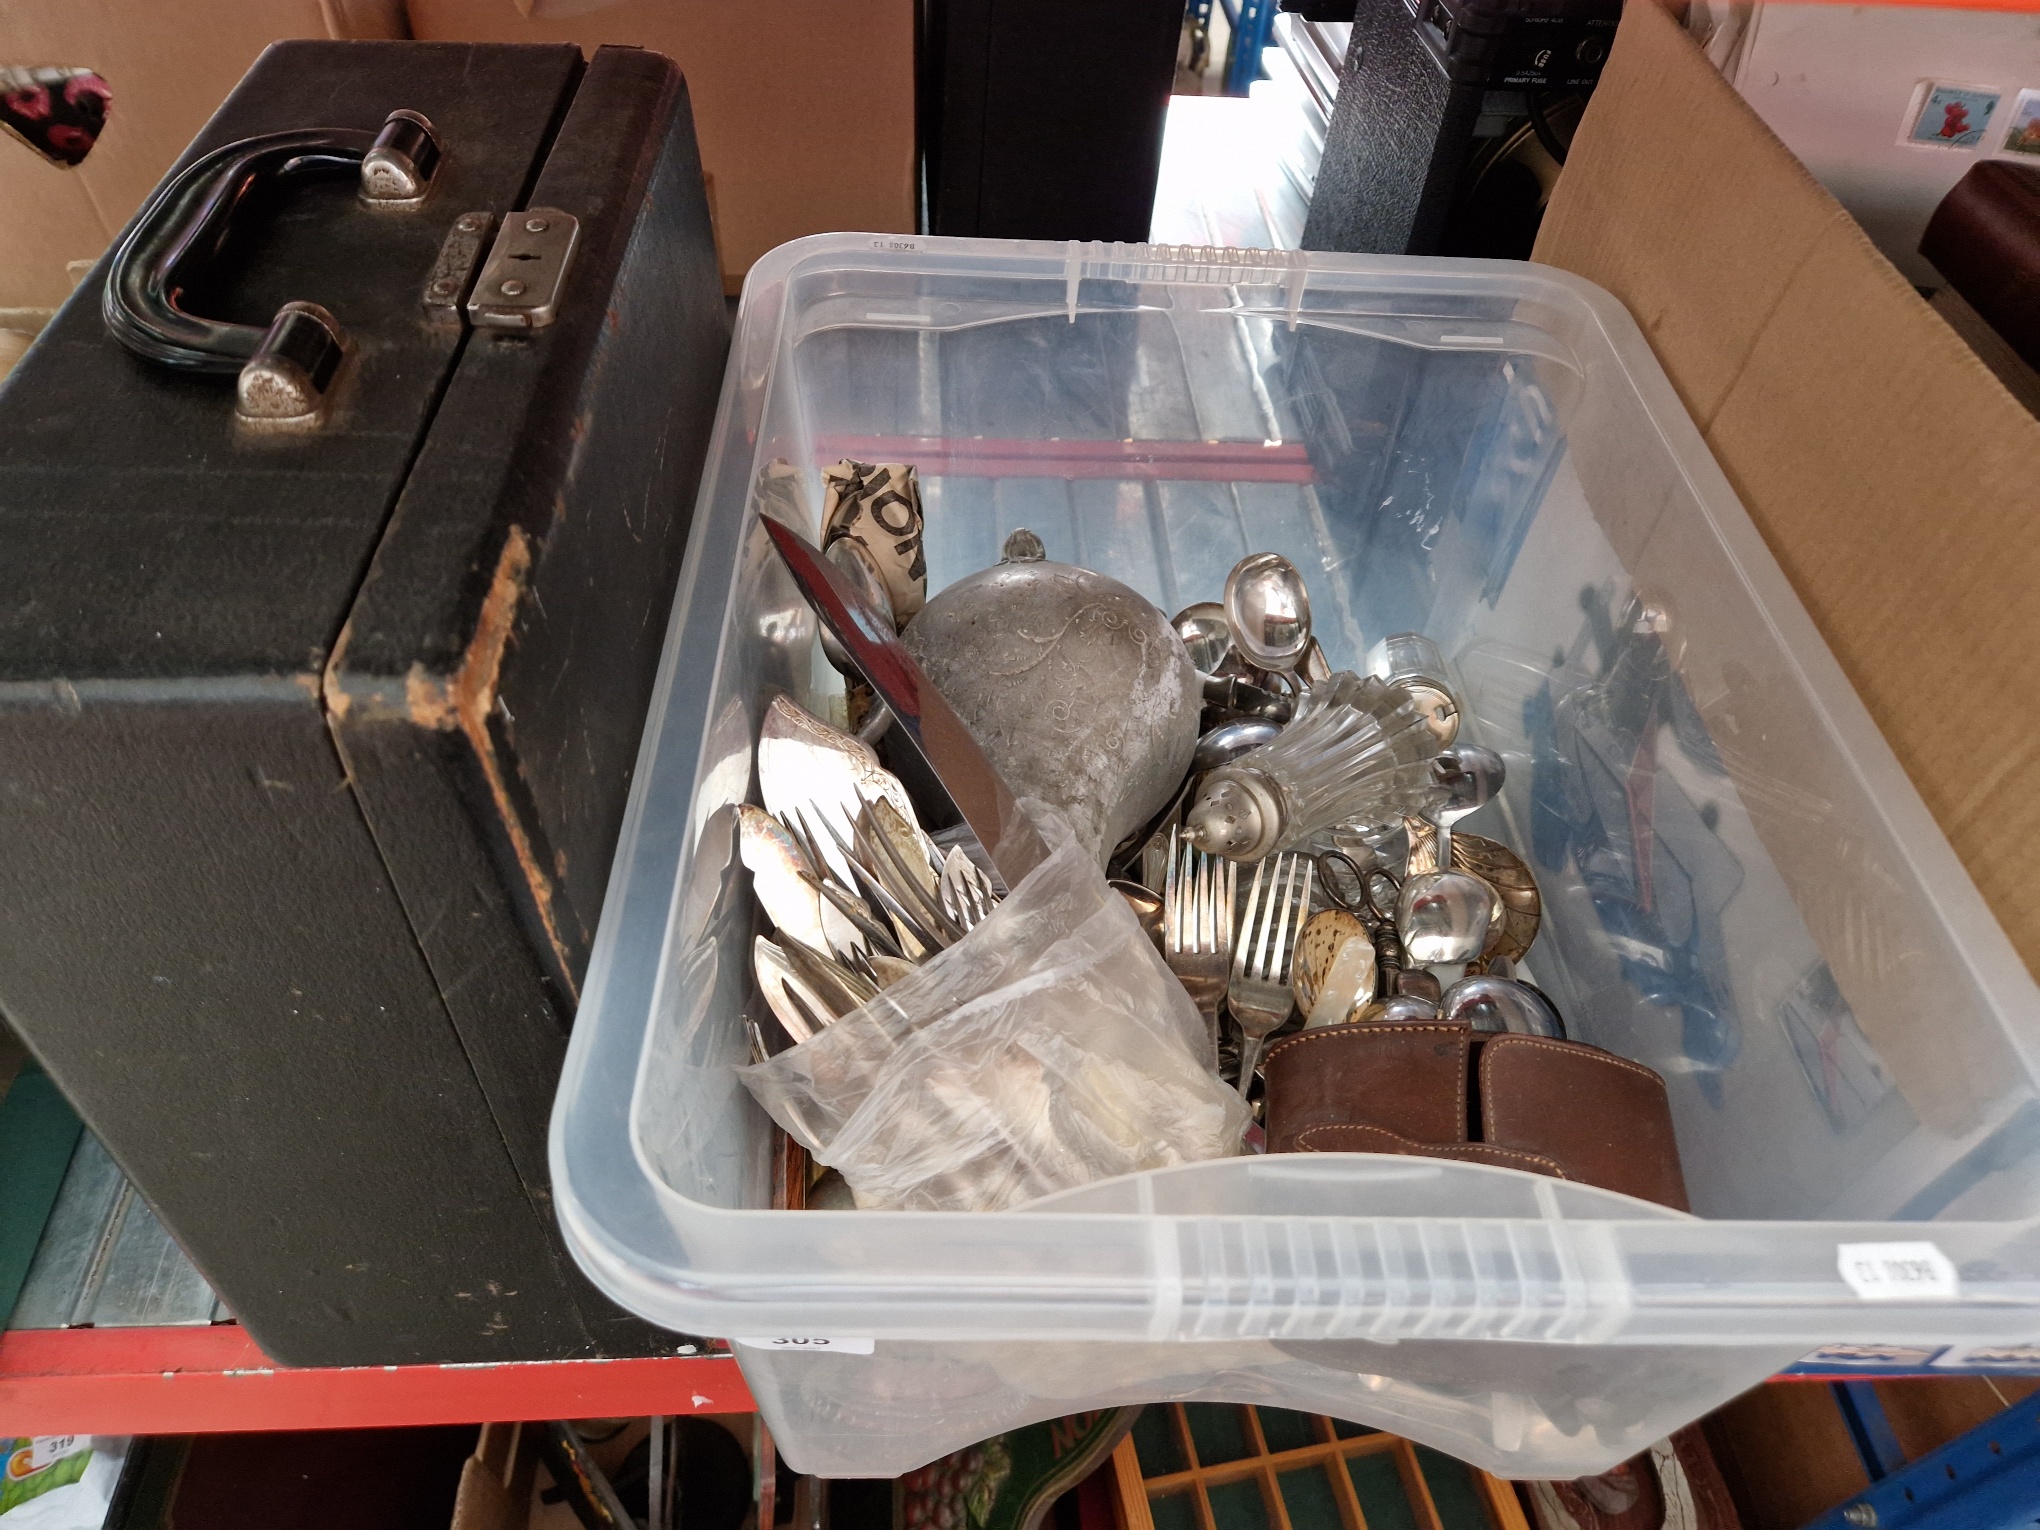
left=467, top=209, right=580, bottom=330
left=422, top=211, right=496, bottom=327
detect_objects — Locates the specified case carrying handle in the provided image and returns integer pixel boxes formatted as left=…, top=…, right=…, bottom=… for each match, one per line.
left=102, top=110, right=441, bottom=422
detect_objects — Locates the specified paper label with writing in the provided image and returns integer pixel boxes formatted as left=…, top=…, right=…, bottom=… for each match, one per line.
left=1837, top=1241, right=1959, bottom=1301
left=26, top=1438, right=87, bottom=1471
left=735, top=1336, right=876, bottom=1355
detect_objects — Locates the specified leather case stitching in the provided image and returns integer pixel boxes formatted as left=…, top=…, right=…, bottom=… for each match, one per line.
left=1482, top=1034, right=1667, bottom=1087
left=1265, top=1022, right=1470, bottom=1067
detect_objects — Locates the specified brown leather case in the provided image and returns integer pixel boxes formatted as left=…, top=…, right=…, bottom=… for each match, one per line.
left=1263, top=1023, right=1690, bottom=1211
left=1921, top=159, right=2040, bottom=371
left=1479, top=1034, right=1689, bottom=1209
left=1261, top=1023, right=1469, bottom=1151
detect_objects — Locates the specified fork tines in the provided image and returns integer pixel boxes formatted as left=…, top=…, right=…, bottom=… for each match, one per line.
left=939, top=846, right=999, bottom=932
left=1166, top=839, right=1237, bottom=957
left=1234, top=852, right=1313, bottom=986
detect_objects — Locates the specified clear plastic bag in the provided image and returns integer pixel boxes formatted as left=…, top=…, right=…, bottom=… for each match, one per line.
left=738, top=802, right=1249, bottom=1211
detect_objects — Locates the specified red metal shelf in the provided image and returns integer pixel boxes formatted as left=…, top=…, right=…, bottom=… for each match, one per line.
left=0, top=1325, right=753, bottom=1435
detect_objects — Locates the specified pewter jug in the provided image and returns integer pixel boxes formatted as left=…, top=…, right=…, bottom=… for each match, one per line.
left=902, top=550, right=1200, bottom=863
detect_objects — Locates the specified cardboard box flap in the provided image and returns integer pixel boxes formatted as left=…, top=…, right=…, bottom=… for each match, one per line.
left=1535, top=0, right=2040, bottom=1137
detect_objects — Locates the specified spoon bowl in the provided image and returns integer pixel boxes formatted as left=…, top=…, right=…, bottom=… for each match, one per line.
left=1431, top=744, right=1505, bottom=823
left=1426, top=743, right=1505, bottom=864
left=819, top=538, right=896, bottom=672
left=1395, top=868, right=1497, bottom=967
left=1440, top=974, right=1565, bottom=1037
left=1192, top=716, right=1282, bottom=772
left=1380, top=994, right=1440, bottom=1022
left=1410, top=826, right=1542, bottom=966
left=1224, top=553, right=1313, bottom=673
left=1110, top=879, right=1166, bottom=952
left=1172, top=601, right=1236, bottom=673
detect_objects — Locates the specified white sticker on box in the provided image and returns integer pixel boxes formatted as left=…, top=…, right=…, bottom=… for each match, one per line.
left=735, top=1336, right=875, bottom=1355
left=1837, top=1242, right=1960, bottom=1301
left=27, top=1437, right=88, bottom=1471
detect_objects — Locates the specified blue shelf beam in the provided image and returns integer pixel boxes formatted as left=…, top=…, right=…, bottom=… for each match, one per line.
left=1802, top=1386, right=2040, bottom=1530
left=1834, top=1380, right=1910, bottom=1482
left=1222, top=0, right=1279, bottom=95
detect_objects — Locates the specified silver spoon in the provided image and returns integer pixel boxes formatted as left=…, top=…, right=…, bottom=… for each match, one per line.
left=1393, top=744, right=1507, bottom=968
left=819, top=537, right=897, bottom=672
left=1439, top=974, right=1566, bottom=1037
left=1380, top=994, right=1440, bottom=1022
left=1110, top=879, right=1165, bottom=952
left=1223, top=553, right=1313, bottom=675
left=1427, top=744, right=1505, bottom=866
left=1191, top=716, right=1282, bottom=772
left=1395, top=868, right=1497, bottom=967
left=1172, top=601, right=1235, bottom=673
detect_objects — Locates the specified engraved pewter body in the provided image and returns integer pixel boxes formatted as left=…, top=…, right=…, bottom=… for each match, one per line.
left=903, top=546, right=1202, bottom=864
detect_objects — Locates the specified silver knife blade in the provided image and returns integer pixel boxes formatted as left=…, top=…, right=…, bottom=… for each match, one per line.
left=762, top=516, right=1045, bottom=885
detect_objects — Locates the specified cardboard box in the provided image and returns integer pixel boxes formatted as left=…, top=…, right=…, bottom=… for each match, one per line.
left=404, top=0, right=916, bottom=290
left=0, top=1, right=406, bottom=314
left=451, top=1424, right=539, bottom=1530
left=1534, top=0, right=2040, bottom=1053
left=0, top=0, right=906, bottom=311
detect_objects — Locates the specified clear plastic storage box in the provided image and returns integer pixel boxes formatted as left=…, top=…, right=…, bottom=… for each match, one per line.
left=553, top=236, right=2040, bottom=1478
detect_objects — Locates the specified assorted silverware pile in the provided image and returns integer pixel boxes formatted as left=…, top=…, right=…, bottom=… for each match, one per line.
left=1122, top=547, right=1566, bottom=1101
left=740, top=456, right=1568, bottom=1172
left=743, top=696, right=1004, bottom=1047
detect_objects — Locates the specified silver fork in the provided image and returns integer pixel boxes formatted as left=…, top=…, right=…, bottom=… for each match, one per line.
left=939, top=846, right=1001, bottom=932
left=1164, top=839, right=1235, bottom=1057
left=1229, top=853, right=1314, bottom=1088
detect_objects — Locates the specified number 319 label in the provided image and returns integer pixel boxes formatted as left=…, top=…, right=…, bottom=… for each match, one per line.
left=1837, top=1242, right=1960, bottom=1301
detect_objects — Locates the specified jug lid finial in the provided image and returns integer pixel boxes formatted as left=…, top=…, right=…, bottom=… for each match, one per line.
left=999, top=528, right=1046, bottom=564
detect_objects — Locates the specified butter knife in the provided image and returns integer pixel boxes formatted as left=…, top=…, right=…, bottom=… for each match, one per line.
left=762, top=516, right=1045, bottom=885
